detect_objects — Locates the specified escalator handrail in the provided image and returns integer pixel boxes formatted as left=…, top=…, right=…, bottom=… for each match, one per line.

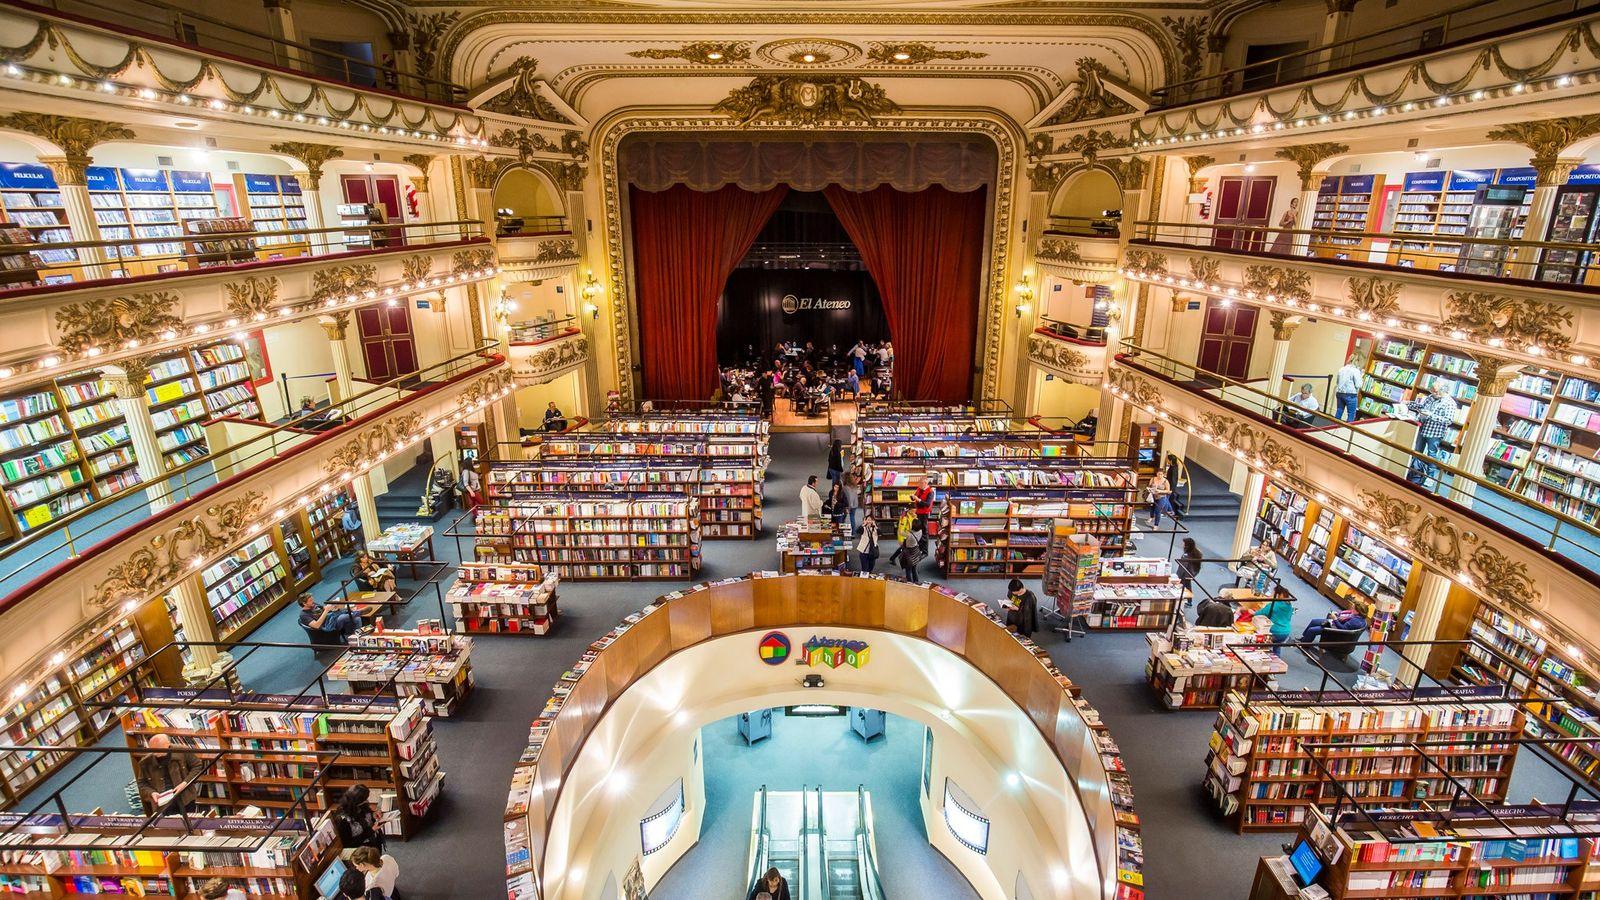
left=748, top=785, right=771, bottom=898
left=856, top=786, right=886, bottom=900
left=811, top=785, right=830, bottom=900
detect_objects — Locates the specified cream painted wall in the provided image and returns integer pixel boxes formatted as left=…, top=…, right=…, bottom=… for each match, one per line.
left=535, top=629, right=1108, bottom=900
left=506, top=279, right=575, bottom=324
left=1050, top=169, right=1122, bottom=219
left=1039, top=277, right=1094, bottom=329
left=1028, top=373, right=1099, bottom=422
left=261, top=319, right=337, bottom=421
left=495, top=169, right=565, bottom=219
left=514, top=374, right=584, bottom=433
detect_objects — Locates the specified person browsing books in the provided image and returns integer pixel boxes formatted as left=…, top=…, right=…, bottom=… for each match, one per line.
left=332, top=784, right=385, bottom=854
left=1002, top=579, right=1039, bottom=638
left=200, top=878, right=247, bottom=900
left=134, top=734, right=204, bottom=814
left=799, top=475, right=824, bottom=520
left=350, top=846, right=398, bottom=899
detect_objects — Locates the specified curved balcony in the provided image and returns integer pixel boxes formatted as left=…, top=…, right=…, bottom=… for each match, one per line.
left=1033, top=233, right=1120, bottom=285
left=1108, top=342, right=1600, bottom=652
left=0, top=344, right=510, bottom=678
left=1026, top=328, right=1107, bottom=386
left=509, top=329, right=589, bottom=386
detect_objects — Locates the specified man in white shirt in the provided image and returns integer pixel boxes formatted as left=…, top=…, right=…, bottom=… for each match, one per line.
left=1334, top=357, right=1364, bottom=422
left=1285, top=383, right=1321, bottom=426
left=799, top=475, right=824, bottom=520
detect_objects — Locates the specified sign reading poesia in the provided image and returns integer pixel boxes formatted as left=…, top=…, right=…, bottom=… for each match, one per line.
left=781, top=293, right=852, bottom=313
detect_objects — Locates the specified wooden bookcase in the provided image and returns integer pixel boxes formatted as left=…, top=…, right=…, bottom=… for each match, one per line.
left=233, top=173, right=310, bottom=258
left=1310, top=173, right=1386, bottom=259
left=0, top=597, right=179, bottom=809
left=1144, top=628, right=1284, bottom=710
left=447, top=562, right=560, bottom=635
left=330, top=628, right=475, bottom=717
left=1203, top=691, right=1524, bottom=832
left=474, top=493, right=701, bottom=580
left=0, top=382, right=95, bottom=536
left=492, top=455, right=763, bottom=539
left=1090, top=557, right=1181, bottom=630
left=0, top=162, right=77, bottom=282
left=122, top=696, right=442, bottom=840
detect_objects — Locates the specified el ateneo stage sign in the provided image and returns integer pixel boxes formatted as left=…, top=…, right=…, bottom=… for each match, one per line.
left=718, top=268, right=888, bottom=356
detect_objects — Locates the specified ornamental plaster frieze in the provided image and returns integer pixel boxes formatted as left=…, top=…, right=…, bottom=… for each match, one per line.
left=1025, top=333, right=1106, bottom=386
left=1128, top=11, right=1600, bottom=153
left=1104, top=360, right=1600, bottom=657
left=510, top=334, right=589, bottom=386
left=497, top=237, right=581, bottom=283
left=1032, top=236, right=1119, bottom=284
left=1121, top=244, right=1600, bottom=381
left=0, top=243, right=500, bottom=395
left=596, top=113, right=1021, bottom=404
left=0, top=362, right=513, bottom=684
left=0, top=5, right=491, bottom=149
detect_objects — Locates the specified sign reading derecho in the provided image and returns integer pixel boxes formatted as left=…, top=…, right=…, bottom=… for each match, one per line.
left=781, top=293, right=852, bottom=313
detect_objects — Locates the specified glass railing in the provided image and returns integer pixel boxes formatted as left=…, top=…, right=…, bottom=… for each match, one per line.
left=1131, top=219, right=1600, bottom=291
left=0, top=342, right=501, bottom=601
left=747, top=785, right=772, bottom=897
left=0, top=219, right=487, bottom=296
left=856, top=787, right=884, bottom=900
left=1116, top=340, right=1600, bottom=573
left=804, top=786, right=826, bottom=900
left=34, top=0, right=469, bottom=104
left=1151, top=0, right=1600, bottom=108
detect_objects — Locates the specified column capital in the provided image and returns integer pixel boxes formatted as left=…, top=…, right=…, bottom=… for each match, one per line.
left=1269, top=310, right=1303, bottom=341
left=104, top=357, right=152, bottom=399
left=0, top=114, right=132, bottom=185
left=1274, top=142, right=1349, bottom=190
left=319, top=310, right=351, bottom=341
left=37, top=154, right=90, bottom=187
left=1470, top=352, right=1521, bottom=396
left=269, top=141, right=344, bottom=183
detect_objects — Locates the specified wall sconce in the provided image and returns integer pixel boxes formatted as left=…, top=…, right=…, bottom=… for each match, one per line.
left=582, top=301, right=599, bottom=321
left=580, top=272, right=603, bottom=302
left=1013, top=274, right=1033, bottom=318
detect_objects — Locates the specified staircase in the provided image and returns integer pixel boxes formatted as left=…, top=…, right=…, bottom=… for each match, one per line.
left=1182, top=463, right=1241, bottom=524
left=375, top=459, right=437, bottom=523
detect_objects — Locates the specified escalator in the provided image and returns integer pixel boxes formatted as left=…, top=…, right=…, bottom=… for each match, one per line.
left=749, top=786, right=884, bottom=900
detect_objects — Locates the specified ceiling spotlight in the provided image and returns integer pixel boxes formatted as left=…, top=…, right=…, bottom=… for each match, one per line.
left=893, top=51, right=911, bottom=61
left=706, top=51, right=723, bottom=61
left=802, top=53, right=816, bottom=63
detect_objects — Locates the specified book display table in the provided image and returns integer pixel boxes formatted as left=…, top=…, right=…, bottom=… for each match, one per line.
left=1145, top=628, right=1286, bottom=710
left=329, top=625, right=476, bottom=717
left=367, top=523, right=435, bottom=579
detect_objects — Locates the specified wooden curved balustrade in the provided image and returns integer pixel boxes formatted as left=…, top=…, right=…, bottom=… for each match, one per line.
left=506, top=572, right=1135, bottom=900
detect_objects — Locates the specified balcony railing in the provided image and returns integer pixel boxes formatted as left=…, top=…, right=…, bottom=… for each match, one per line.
left=28, top=0, right=468, bottom=105
left=496, top=216, right=571, bottom=238
left=1043, top=215, right=1122, bottom=238
left=508, top=317, right=580, bottom=345
left=0, top=343, right=500, bottom=602
left=1151, top=0, right=1600, bottom=108
left=1115, top=340, right=1600, bottom=573
left=1131, top=220, right=1600, bottom=292
left=0, top=220, right=487, bottom=296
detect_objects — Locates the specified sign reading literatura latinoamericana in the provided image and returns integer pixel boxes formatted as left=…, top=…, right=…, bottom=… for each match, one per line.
left=781, top=293, right=852, bottom=313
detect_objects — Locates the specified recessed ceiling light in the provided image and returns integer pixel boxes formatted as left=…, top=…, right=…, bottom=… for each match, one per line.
left=173, top=120, right=203, bottom=129
left=706, top=51, right=723, bottom=61
left=893, top=51, right=911, bottom=61
left=802, top=53, right=816, bottom=63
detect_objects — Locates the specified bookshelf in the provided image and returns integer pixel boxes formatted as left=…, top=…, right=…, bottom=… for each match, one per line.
left=0, top=162, right=78, bottom=281
left=0, top=598, right=178, bottom=809
left=1485, top=368, right=1558, bottom=487
left=122, top=695, right=442, bottom=839
left=474, top=494, right=701, bottom=580
left=56, top=371, right=141, bottom=500
left=1310, top=174, right=1386, bottom=259
left=89, top=167, right=214, bottom=276
left=0, top=382, right=94, bottom=536
left=234, top=173, right=309, bottom=256
left=1359, top=338, right=1476, bottom=460
left=1293, top=503, right=1337, bottom=586
left=0, top=814, right=338, bottom=900
left=1090, top=557, right=1181, bottom=630
left=1042, top=522, right=1098, bottom=626
left=1321, top=520, right=1416, bottom=612
left=303, top=489, right=358, bottom=565
left=490, top=456, right=762, bottom=539
left=1203, top=691, right=1524, bottom=832
left=0, top=225, right=42, bottom=291
left=1390, top=170, right=1488, bottom=269
left=447, top=562, right=560, bottom=635
left=1145, top=627, right=1284, bottom=709
left=331, top=626, right=475, bottom=717
left=1254, top=480, right=1311, bottom=559
left=191, top=339, right=262, bottom=421
left=199, top=533, right=295, bottom=642
left=945, top=493, right=1129, bottom=576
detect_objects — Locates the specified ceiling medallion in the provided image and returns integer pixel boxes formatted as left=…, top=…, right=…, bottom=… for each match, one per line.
left=756, top=38, right=862, bottom=68
left=866, top=42, right=987, bottom=66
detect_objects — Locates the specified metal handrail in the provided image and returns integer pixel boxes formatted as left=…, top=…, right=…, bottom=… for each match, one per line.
left=748, top=785, right=771, bottom=897
left=0, top=342, right=501, bottom=595
left=0, top=219, right=485, bottom=255
left=1133, top=219, right=1600, bottom=254
left=32, top=0, right=469, bottom=104
left=856, top=785, right=885, bottom=900
left=1115, top=339, right=1600, bottom=567
left=1044, top=214, right=1122, bottom=237
left=1150, top=0, right=1600, bottom=109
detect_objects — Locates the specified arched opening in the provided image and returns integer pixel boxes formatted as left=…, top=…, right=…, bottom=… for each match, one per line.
left=493, top=166, right=567, bottom=235
left=1051, top=167, right=1123, bottom=221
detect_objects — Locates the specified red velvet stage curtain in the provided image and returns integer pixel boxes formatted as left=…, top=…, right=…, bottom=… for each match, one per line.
left=631, top=184, right=788, bottom=400
left=823, top=185, right=986, bottom=402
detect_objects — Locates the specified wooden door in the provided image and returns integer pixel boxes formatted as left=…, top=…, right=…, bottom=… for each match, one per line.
left=1196, top=299, right=1258, bottom=381
left=1213, top=176, right=1277, bottom=251
left=357, top=305, right=418, bottom=381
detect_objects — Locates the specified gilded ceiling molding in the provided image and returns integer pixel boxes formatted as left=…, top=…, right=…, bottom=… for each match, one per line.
left=222, top=276, right=281, bottom=321
left=401, top=255, right=433, bottom=285
left=1242, top=264, right=1312, bottom=303
left=865, top=42, right=987, bottom=66
left=1108, top=367, right=1166, bottom=408
left=1441, top=290, right=1573, bottom=351
left=597, top=114, right=1019, bottom=404
left=1486, top=116, right=1600, bottom=184
left=398, top=10, right=460, bottom=81
left=1344, top=275, right=1402, bottom=320
left=496, top=126, right=561, bottom=160
left=1036, top=239, right=1083, bottom=264
left=90, top=492, right=268, bottom=610
left=54, top=291, right=182, bottom=355
left=755, top=38, right=862, bottom=68
left=1103, top=156, right=1149, bottom=192
left=536, top=161, right=584, bottom=193
left=627, top=42, right=751, bottom=65
left=714, top=76, right=899, bottom=127
left=532, top=239, right=578, bottom=263
left=0, top=19, right=482, bottom=137
left=1043, top=59, right=1136, bottom=126
left=1354, top=488, right=1541, bottom=612
left=401, top=154, right=434, bottom=193
left=0, top=113, right=133, bottom=185
left=310, top=264, right=379, bottom=304
left=1026, top=134, right=1053, bottom=162
left=561, top=132, right=590, bottom=164
left=320, top=413, right=424, bottom=476
left=1062, top=129, right=1129, bottom=166
left=269, top=141, right=344, bottom=182
left=479, top=57, right=574, bottom=124
left=466, top=155, right=516, bottom=190
left=1028, top=162, right=1068, bottom=194
left=1274, top=142, right=1349, bottom=190
left=1159, top=15, right=1209, bottom=83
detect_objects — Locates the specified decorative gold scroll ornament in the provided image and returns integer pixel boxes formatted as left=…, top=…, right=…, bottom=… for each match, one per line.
left=480, top=58, right=574, bottom=125
left=1196, top=411, right=1301, bottom=475
left=1026, top=334, right=1092, bottom=375
left=401, top=255, right=433, bottom=285
left=1345, top=276, right=1401, bottom=320
left=223, top=276, right=281, bottom=320
left=91, top=492, right=268, bottom=609
left=1274, top=143, right=1349, bottom=190
left=1045, top=59, right=1136, bottom=126
left=518, top=336, right=589, bottom=383
left=1243, top=264, right=1312, bottom=303
left=532, top=239, right=578, bottom=263
left=627, top=42, right=751, bottom=65
left=1441, top=290, right=1573, bottom=351
left=310, top=264, right=378, bottom=304
left=269, top=142, right=343, bottom=182
left=865, top=42, right=986, bottom=65
left=1036, top=239, right=1083, bottom=264
left=714, top=76, right=899, bottom=127
left=0, top=113, right=132, bottom=184
left=452, top=247, right=498, bottom=277
left=1123, top=248, right=1168, bottom=276
left=1355, top=490, right=1541, bottom=611
left=321, top=413, right=424, bottom=476
left=55, top=291, right=182, bottom=354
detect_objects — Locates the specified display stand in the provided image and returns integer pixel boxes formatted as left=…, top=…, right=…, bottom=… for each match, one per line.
left=1144, top=627, right=1284, bottom=709
left=1042, top=521, right=1096, bottom=639
left=329, top=624, right=475, bottom=716
left=776, top=519, right=850, bottom=573
left=446, top=562, right=560, bottom=634
left=1090, top=557, right=1181, bottom=630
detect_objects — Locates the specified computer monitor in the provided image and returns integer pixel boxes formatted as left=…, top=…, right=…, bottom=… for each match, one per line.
left=315, top=858, right=349, bottom=899
left=1289, top=838, right=1325, bottom=887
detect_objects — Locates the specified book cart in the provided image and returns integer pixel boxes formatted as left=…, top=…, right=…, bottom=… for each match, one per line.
left=1203, top=637, right=1533, bottom=834
left=472, top=490, right=701, bottom=581
left=115, top=662, right=445, bottom=841
left=1252, top=789, right=1600, bottom=899
left=1042, top=522, right=1098, bottom=639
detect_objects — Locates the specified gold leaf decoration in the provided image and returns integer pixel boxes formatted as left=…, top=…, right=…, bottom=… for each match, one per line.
left=320, top=413, right=424, bottom=476
left=223, top=276, right=280, bottom=320
left=627, top=42, right=751, bottom=65
left=1036, top=239, right=1083, bottom=263
left=1243, top=264, right=1312, bottom=303
left=55, top=291, right=182, bottom=354
left=1274, top=143, right=1349, bottom=189
left=1189, top=256, right=1221, bottom=284
left=1123, top=248, right=1168, bottom=276
left=1159, top=15, right=1208, bottom=82
left=517, top=336, right=589, bottom=382
left=1045, top=59, right=1137, bottom=125
left=91, top=492, right=267, bottom=609
left=865, top=42, right=986, bottom=65
left=532, top=239, right=578, bottom=263
left=1062, top=129, right=1129, bottom=166
left=0, top=113, right=134, bottom=184
left=495, top=127, right=559, bottom=161
left=451, top=247, right=498, bottom=277
left=310, top=264, right=378, bottom=304
left=269, top=141, right=344, bottom=182
left=1486, top=116, right=1600, bottom=183
left=1346, top=276, right=1402, bottom=320
left=1442, top=290, right=1573, bottom=351
left=401, top=255, right=433, bottom=284
left=714, top=75, right=899, bottom=127
left=1028, top=163, right=1068, bottom=193
left=480, top=58, right=574, bottom=124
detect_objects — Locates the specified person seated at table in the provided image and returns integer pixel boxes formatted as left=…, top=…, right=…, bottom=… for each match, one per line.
left=1299, top=606, right=1368, bottom=642
left=299, top=595, right=361, bottom=642
left=354, top=552, right=397, bottom=593
left=1283, top=383, right=1321, bottom=427
left=1194, top=596, right=1238, bottom=627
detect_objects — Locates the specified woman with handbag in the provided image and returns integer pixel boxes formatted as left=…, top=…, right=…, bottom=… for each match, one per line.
left=891, top=528, right=924, bottom=584
left=856, top=514, right=880, bottom=573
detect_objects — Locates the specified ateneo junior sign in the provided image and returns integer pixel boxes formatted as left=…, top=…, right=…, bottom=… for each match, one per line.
left=780, top=293, right=852, bottom=313
left=758, top=631, right=870, bottom=669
